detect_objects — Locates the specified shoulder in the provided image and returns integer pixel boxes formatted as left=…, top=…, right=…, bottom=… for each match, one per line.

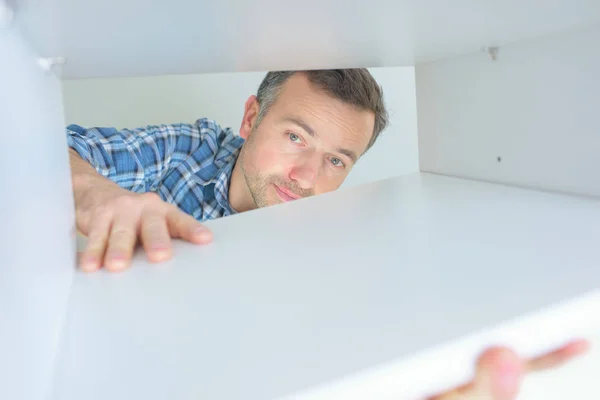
left=194, top=118, right=240, bottom=142
left=193, top=118, right=245, bottom=153
left=66, top=123, right=121, bottom=140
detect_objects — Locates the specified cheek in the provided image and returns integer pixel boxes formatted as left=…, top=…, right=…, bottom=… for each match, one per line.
left=314, top=170, right=348, bottom=195
left=248, top=140, right=291, bottom=174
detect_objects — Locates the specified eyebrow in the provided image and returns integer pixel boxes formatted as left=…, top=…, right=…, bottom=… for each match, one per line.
left=283, top=116, right=358, bottom=163
left=285, top=116, right=317, bottom=137
left=337, top=148, right=358, bottom=163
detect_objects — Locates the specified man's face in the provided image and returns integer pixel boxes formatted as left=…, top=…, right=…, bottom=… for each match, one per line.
left=237, top=73, right=375, bottom=208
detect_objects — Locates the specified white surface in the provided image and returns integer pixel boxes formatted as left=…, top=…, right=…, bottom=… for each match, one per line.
left=61, top=71, right=269, bottom=129
left=518, top=334, right=600, bottom=400
left=344, top=67, right=419, bottom=188
left=12, top=0, right=600, bottom=79
left=0, top=25, right=76, bottom=400
left=60, top=66, right=420, bottom=188
left=416, top=22, right=600, bottom=198
left=0, top=0, right=13, bottom=29
left=50, top=173, right=600, bottom=400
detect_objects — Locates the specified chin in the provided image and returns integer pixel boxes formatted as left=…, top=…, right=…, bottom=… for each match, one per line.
left=255, top=193, right=279, bottom=208
left=267, top=187, right=288, bottom=206
left=267, top=194, right=283, bottom=207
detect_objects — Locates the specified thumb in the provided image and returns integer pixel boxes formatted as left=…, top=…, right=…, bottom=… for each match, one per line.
left=428, top=347, right=526, bottom=400
left=470, top=346, right=526, bottom=400
left=166, top=206, right=213, bottom=244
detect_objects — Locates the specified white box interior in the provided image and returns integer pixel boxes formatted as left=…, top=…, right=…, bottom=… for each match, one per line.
left=1, top=1, right=600, bottom=399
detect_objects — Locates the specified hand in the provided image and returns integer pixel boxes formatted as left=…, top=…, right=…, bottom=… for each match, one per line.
left=427, top=339, right=591, bottom=400
left=75, top=181, right=212, bottom=272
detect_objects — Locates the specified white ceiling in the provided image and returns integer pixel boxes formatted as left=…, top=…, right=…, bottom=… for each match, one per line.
left=11, top=0, right=600, bottom=79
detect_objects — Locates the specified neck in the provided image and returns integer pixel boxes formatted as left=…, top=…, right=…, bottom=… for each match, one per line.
left=228, top=156, right=257, bottom=213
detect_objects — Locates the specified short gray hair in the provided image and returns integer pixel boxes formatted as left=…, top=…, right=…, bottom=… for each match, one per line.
left=254, top=69, right=389, bottom=154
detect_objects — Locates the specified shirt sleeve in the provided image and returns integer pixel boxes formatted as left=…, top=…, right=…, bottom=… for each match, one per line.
left=66, top=121, right=212, bottom=193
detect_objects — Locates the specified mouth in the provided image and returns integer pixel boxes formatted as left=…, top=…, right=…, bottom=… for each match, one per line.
left=274, top=184, right=301, bottom=202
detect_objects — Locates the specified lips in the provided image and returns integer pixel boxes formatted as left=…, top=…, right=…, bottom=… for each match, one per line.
left=274, top=184, right=301, bottom=202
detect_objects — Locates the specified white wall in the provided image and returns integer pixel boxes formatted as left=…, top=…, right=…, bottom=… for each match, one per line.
left=0, top=25, right=76, bottom=400
left=416, top=23, right=600, bottom=198
left=61, top=67, right=419, bottom=188
left=415, top=25, right=600, bottom=399
left=349, top=67, right=419, bottom=187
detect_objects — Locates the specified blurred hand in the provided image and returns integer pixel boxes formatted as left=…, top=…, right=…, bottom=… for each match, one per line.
left=427, top=339, right=591, bottom=400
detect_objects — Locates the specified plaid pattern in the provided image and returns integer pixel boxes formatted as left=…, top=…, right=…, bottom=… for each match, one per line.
left=66, top=118, right=245, bottom=222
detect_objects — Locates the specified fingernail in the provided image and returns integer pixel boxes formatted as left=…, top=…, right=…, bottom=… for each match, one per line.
left=149, top=244, right=170, bottom=260
left=493, top=360, right=523, bottom=398
left=191, top=226, right=212, bottom=243
left=81, top=255, right=97, bottom=270
left=498, top=366, right=520, bottom=389
left=194, top=226, right=208, bottom=234
left=150, top=242, right=169, bottom=251
left=571, top=339, right=592, bottom=354
left=107, top=252, right=127, bottom=270
left=194, top=226, right=212, bottom=239
left=110, top=251, right=125, bottom=260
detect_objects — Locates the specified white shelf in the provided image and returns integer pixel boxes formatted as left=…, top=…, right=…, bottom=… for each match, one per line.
left=4, top=2, right=600, bottom=398
left=50, top=173, right=600, bottom=400
left=13, top=0, right=600, bottom=79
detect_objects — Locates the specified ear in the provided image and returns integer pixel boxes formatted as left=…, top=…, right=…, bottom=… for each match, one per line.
left=239, top=95, right=260, bottom=140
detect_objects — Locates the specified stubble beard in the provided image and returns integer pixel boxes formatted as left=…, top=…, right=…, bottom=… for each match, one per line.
left=239, top=131, right=271, bottom=208
left=239, top=127, right=314, bottom=208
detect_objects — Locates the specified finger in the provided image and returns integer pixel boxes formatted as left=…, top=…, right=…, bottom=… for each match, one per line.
left=80, top=215, right=112, bottom=272
left=140, top=210, right=172, bottom=263
left=526, top=339, right=591, bottom=372
left=471, top=346, right=525, bottom=400
left=166, top=206, right=213, bottom=244
left=429, top=347, right=526, bottom=400
left=425, top=340, right=591, bottom=400
left=104, top=211, right=139, bottom=272
left=426, top=381, right=474, bottom=400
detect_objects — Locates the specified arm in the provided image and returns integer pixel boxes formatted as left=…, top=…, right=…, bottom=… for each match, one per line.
left=67, top=123, right=214, bottom=272
left=66, top=122, right=202, bottom=193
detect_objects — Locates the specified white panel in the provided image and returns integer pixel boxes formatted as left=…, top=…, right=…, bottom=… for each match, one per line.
left=0, top=21, right=75, bottom=400
left=60, top=66, right=419, bottom=188
left=14, top=0, right=600, bottom=79
left=61, top=71, right=269, bottom=129
left=51, top=173, right=600, bottom=400
left=416, top=23, right=600, bottom=198
left=343, top=67, right=419, bottom=188
left=0, top=0, right=13, bottom=28
left=518, top=339, right=600, bottom=400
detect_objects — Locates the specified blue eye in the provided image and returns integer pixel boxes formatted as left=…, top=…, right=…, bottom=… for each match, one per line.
left=330, top=157, right=344, bottom=167
left=289, top=133, right=301, bottom=143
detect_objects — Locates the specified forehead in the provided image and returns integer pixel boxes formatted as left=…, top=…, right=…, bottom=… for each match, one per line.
left=269, top=73, right=375, bottom=156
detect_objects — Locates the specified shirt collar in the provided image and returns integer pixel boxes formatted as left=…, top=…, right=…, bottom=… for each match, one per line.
left=210, top=133, right=245, bottom=217
left=213, top=154, right=238, bottom=216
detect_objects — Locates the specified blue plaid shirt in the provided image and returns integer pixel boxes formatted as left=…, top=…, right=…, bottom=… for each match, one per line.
left=66, top=118, right=245, bottom=222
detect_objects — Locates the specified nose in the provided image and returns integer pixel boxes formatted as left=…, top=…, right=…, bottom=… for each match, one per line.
left=289, top=153, right=320, bottom=190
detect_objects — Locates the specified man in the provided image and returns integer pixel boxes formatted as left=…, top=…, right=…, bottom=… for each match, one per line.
left=67, top=68, right=589, bottom=400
